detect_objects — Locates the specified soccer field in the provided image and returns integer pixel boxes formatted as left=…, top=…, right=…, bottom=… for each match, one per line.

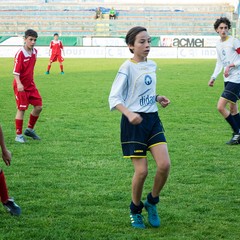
left=0, top=58, right=239, bottom=240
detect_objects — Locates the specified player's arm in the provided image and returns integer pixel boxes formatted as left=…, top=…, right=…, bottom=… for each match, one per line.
left=49, top=41, right=52, bottom=56
left=109, top=70, right=142, bottom=125
left=208, top=54, right=222, bottom=87
left=156, top=95, right=170, bottom=108
left=0, top=126, right=11, bottom=166
left=60, top=41, right=65, bottom=56
left=224, top=40, right=240, bottom=77
left=14, top=74, right=24, bottom=92
left=115, top=104, right=142, bottom=125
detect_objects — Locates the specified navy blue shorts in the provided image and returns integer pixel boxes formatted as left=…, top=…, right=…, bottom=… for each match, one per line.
left=221, top=82, right=240, bottom=103
left=121, top=112, right=166, bottom=158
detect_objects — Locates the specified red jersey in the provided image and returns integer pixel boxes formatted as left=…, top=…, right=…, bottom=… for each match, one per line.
left=50, top=40, right=63, bottom=55
left=13, top=47, right=37, bottom=91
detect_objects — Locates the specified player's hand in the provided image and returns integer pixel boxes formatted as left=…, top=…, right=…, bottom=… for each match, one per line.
left=224, top=66, right=230, bottom=78
left=127, top=112, right=143, bottom=125
left=208, top=79, right=215, bottom=87
left=224, top=64, right=235, bottom=78
left=2, top=149, right=11, bottom=166
left=17, top=82, right=24, bottom=92
left=157, top=96, right=170, bottom=108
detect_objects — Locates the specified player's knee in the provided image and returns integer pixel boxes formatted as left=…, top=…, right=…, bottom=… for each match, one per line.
left=35, top=106, right=42, bottom=113
left=229, top=104, right=238, bottom=115
left=136, top=168, right=148, bottom=180
left=217, top=103, right=225, bottom=114
left=157, top=160, right=170, bottom=173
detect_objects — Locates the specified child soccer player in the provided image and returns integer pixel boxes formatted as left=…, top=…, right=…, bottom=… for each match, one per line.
left=0, top=125, right=21, bottom=216
left=13, top=29, right=42, bottom=143
left=109, top=26, right=171, bottom=229
left=208, top=17, right=240, bottom=145
left=45, top=33, right=64, bottom=75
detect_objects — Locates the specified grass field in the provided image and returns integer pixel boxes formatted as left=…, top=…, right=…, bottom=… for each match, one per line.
left=0, top=57, right=239, bottom=240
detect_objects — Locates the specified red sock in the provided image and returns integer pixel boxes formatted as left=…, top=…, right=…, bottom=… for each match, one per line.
left=28, top=114, right=39, bottom=129
left=47, top=64, right=51, bottom=71
left=60, top=65, right=63, bottom=72
left=15, top=119, right=23, bottom=135
left=0, top=170, right=9, bottom=203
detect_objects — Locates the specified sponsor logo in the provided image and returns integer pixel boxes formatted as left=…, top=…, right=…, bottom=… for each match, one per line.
left=139, top=94, right=155, bottom=107
left=222, top=49, right=226, bottom=56
left=134, top=150, right=143, bottom=153
left=161, top=37, right=204, bottom=47
left=144, top=75, right=152, bottom=85
left=24, top=58, right=30, bottom=62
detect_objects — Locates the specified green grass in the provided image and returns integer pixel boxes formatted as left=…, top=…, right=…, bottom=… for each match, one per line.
left=0, top=57, right=239, bottom=240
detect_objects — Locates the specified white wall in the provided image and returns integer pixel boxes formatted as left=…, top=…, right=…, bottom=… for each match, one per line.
left=102, top=0, right=236, bottom=5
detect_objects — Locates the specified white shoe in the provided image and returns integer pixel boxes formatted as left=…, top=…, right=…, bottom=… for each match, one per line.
left=15, top=135, right=26, bottom=143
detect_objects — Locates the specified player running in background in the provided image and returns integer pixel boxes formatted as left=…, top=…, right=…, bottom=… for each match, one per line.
left=208, top=17, right=240, bottom=145
left=13, top=29, right=42, bottom=143
left=0, top=125, right=21, bottom=215
left=109, top=26, right=171, bottom=229
left=45, top=33, right=64, bottom=75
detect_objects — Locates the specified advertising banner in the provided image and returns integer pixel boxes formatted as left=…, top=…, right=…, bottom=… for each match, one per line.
left=0, top=46, right=216, bottom=59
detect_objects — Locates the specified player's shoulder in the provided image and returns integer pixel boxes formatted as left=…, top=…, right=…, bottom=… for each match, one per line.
left=33, top=47, right=37, bottom=55
left=118, top=59, right=131, bottom=69
left=146, top=59, right=157, bottom=66
left=15, top=47, right=25, bottom=58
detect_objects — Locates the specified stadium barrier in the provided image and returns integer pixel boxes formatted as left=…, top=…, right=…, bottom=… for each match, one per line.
left=0, top=46, right=217, bottom=59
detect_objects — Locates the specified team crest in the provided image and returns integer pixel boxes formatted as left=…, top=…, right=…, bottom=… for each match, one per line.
left=144, top=75, right=152, bottom=85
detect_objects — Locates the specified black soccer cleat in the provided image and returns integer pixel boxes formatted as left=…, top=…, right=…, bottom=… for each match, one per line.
left=24, top=128, right=41, bottom=140
left=226, top=133, right=240, bottom=145
left=3, top=198, right=21, bottom=216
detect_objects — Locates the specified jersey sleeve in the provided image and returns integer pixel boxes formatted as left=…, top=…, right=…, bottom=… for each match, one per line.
left=233, top=38, right=240, bottom=66
left=211, top=50, right=223, bottom=80
left=13, top=51, right=23, bottom=76
left=60, top=41, right=63, bottom=49
left=49, top=41, right=53, bottom=49
left=108, top=65, right=129, bottom=111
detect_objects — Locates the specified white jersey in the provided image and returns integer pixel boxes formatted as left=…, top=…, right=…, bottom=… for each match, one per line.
left=211, top=36, right=240, bottom=83
left=109, top=59, right=158, bottom=113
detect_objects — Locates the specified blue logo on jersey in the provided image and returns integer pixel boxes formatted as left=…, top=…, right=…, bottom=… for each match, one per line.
left=144, top=75, right=152, bottom=85
left=140, top=95, right=155, bottom=107
left=222, top=50, right=226, bottom=56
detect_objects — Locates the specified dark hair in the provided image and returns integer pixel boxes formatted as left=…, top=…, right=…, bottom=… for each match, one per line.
left=214, top=17, right=231, bottom=30
left=125, top=26, right=147, bottom=53
left=54, top=33, right=59, bottom=36
left=24, top=29, right=38, bottom=38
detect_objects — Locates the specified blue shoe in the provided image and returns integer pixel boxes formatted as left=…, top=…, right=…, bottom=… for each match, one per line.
left=144, top=200, right=160, bottom=227
left=130, top=213, right=145, bottom=229
left=3, top=198, right=21, bottom=216
left=45, top=71, right=49, bottom=75
left=24, top=128, right=41, bottom=140
left=60, top=71, right=64, bottom=75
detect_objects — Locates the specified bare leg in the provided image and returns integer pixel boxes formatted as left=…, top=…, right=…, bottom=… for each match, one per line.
left=150, top=144, right=170, bottom=198
left=217, top=97, right=230, bottom=118
left=15, top=110, right=25, bottom=120
left=131, top=158, right=148, bottom=206
left=31, top=106, right=42, bottom=117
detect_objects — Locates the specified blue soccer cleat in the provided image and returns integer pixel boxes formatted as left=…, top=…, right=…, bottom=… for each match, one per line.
left=130, top=213, right=145, bottom=229
left=144, top=200, right=160, bottom=227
